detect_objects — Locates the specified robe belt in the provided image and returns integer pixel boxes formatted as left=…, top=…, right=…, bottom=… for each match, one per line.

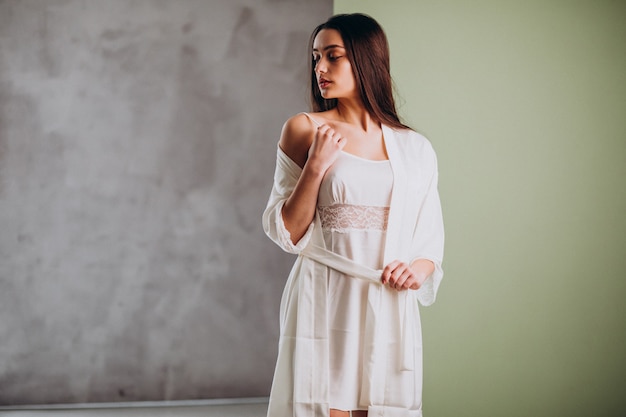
left=301, top=244, right=415, bottom=372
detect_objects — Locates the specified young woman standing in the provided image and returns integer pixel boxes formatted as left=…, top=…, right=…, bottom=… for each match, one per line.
left=263, top=13, right=445, bottom=417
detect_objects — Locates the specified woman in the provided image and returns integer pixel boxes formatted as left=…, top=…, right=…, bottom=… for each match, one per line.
left=263, top=13, right=444, bottom=417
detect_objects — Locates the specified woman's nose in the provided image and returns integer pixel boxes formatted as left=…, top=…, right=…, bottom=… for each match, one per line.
left=315, top=58, right=327, bottom=74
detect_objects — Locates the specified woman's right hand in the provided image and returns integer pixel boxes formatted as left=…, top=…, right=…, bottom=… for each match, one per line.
left=306, top=124, right=347, bottom=174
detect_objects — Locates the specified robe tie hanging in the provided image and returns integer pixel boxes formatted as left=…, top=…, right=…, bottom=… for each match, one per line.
left=301, top=244, right=416, bottom=374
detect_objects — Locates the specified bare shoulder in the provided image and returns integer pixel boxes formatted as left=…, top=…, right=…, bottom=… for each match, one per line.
left=279, top=113, right=316, bottom=168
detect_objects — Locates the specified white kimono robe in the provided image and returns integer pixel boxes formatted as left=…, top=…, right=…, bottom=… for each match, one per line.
left=262, top=125, right=444, bottom=417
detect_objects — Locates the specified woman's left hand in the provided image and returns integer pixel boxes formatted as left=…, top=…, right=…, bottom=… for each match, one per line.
left=381, top=260, right=423, bottom=291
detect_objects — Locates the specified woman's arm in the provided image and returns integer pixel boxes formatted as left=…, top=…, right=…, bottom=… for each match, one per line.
left=279, top=114, right=346, bottom=244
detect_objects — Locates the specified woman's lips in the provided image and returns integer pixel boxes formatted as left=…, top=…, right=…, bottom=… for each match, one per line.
left=318, top=79, right=331, bottom=89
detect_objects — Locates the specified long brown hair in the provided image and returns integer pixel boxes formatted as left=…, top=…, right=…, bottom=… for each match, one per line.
left=309, top=13, right=409, bottom=130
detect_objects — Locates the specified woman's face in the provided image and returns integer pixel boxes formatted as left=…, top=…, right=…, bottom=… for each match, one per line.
left=312, top=29, right=357, bottom=101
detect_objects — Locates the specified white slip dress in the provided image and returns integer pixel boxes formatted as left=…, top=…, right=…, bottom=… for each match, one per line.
left=304, top=113, right=394, bottom=411
left=319, top=152, right=392, bottom=411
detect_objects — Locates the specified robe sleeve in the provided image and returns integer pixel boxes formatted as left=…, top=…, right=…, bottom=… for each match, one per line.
left=411, top=146, right=445, bottom=307
left=262, top=145, right=314, bottom=254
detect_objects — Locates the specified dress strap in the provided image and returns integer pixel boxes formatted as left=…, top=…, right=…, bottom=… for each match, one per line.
left=301, top=111, right=322, bottom=127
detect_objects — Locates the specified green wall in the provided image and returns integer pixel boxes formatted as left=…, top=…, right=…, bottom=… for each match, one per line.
left=334, top=1, right=626, bottom=416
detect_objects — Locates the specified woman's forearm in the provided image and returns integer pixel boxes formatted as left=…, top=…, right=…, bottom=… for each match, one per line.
left=409, top=258, right=435, bottom=286
left=281, top=160, right=326, bottom=244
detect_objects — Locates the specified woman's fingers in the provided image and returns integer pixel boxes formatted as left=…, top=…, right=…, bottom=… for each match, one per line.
left=317, top=124, right=331, bottom=138
left=392, top=269, right=411, bottom=291
left=382, top=261, right=420, bottom=291
left=381, top=260, right=400, bottom=285
left=307, top=124, right=346, bottom=171
left=317, top=124, right=343, bottom=145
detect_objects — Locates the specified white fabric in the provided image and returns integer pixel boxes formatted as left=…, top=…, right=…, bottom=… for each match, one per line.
left=318, top=152, right=392, bottom=411
left=262, top=123, right=444, bottom=417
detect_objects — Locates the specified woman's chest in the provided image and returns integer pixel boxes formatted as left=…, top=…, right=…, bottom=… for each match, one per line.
left=318, top=153, right=393, bottom=207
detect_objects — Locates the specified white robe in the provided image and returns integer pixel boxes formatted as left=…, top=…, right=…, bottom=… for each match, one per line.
left=262, top=124, right=444, bottom=417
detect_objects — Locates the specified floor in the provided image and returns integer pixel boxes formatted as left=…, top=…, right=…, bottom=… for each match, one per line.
left=0, top=399, right=269, bottom=417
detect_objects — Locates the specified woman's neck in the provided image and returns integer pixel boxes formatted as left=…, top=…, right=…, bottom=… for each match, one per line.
left=335, top=100, right=378, bottom=132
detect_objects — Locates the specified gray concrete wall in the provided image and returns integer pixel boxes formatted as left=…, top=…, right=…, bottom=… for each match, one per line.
left=0, top=0, right=332, bottom=406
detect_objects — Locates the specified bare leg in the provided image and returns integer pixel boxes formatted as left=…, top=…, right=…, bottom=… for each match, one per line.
left=330, top=409, right=368, bottom=417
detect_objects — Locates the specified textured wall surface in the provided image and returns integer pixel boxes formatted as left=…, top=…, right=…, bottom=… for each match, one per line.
left=0, top=0, right=331, bottom=405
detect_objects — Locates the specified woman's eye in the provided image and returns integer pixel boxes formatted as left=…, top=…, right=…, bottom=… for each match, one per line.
left=328, top=55, right=342, bottom=61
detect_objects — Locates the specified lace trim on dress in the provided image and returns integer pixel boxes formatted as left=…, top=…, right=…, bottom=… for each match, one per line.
left=318, top=204, right=389, bottom=232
